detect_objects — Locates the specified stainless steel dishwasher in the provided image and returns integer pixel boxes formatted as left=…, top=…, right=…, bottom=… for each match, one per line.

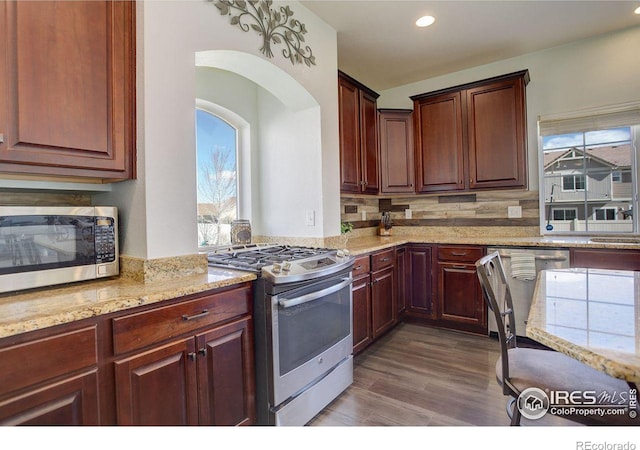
left=485, top=247, right=570, bottom=337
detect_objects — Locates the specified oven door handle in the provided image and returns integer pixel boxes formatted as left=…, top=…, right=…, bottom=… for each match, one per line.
left=278, top=277, right=352, bottom=309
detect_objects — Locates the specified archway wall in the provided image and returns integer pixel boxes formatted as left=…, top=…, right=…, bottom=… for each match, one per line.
left=100, top=1, right=339, bottom=259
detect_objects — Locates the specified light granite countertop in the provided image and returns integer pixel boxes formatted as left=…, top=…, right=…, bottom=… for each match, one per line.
left=527, top=268, right=640, bottom=383
left=0, top=268, right=256, bottom=340
left=2, top=233, right=637, bottom=341
left=342, top=234, right=640, bottom=256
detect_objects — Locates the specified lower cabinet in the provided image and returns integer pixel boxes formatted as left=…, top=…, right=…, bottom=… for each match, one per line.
left=0, top=282, right=256, bottom=426
left=112, top=285, right=255, bottom=426
left=114, top=316, right=254, bottom=426
left=0, top=326, right=100, bottom=425
left=405, top=244, right=434, bottom=319
left=351, top=248, right=397, bottom=354
left=435, top=245, right=486, bottom=334
left=571, top=248, right=640, bottom=271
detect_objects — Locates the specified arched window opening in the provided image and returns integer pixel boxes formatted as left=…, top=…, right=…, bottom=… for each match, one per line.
left=196, top=108, right=238, bottom=247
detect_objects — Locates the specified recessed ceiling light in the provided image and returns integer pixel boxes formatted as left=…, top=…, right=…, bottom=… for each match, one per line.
left=416, top=15, right=436, bottom=28
left=635, top=6, right=640, bottom=14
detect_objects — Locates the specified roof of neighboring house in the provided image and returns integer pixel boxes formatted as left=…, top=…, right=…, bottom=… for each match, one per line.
left=543, top=144, right=631, bottom=170
left=197, top=197, right=237, bottom=217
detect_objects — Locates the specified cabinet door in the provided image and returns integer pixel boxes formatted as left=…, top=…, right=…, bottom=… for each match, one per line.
left=352, top=273, right=372, bottom=354
left=571, top=249, right=640, bottom=271
left=338, top=76, right=362, bottom=193
left=359, top=90, right=379, bottom=194
left=114, top=338, right=198, bottom=425
left=414, top=92, right=465, bottom=193
left=371, top=266, right=396, bottom=339
left=437, top=263, right=486, bottom=331
left=0, top=371, right=99, bottom=425
left=396, top=246, right=407, bottom=316
left=406, top=245, right=434, bottom=318
left=196, top=317, right=256, bottom=426
left=0, top=1, right=135, bottom=180
left=379, top=110, right=414, bottom=193
left=466, top=77, right=527, bottom=190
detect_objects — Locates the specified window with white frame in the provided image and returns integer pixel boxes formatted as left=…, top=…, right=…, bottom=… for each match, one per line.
left=539, top=102, right=639, bottom=234
left=552, top=208, right=577, bottom=221
left=593, top=207, right=617, bottom=221
left=562, top=174, right=586, bottom=191
left=196, top=108, right=238, bottom=247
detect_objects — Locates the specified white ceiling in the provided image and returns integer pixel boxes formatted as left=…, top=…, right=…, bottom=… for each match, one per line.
left=301, top=0, right=640, bottom=91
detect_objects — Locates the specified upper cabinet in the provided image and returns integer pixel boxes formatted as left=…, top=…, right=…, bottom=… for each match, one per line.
left=378, top=109, right=414, bottom=194
left=0, top=1, right=136, bottom=182
left=412, top=70, right=529, bottom=194
left=338, top=71, right=379, bottom=194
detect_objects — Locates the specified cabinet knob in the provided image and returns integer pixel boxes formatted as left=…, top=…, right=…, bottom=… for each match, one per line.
left=0, top=133, right=4, bottom=144
left=198, top=348, right=207, bottom=357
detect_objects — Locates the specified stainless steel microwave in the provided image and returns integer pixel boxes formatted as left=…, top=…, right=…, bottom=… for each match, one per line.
left=0, top=206, right=118, bottom=294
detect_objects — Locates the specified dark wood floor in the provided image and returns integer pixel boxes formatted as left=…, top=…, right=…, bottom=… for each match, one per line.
left=308, top=322, right=576, bottom=426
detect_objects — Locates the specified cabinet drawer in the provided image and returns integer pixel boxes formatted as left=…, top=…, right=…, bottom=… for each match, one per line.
left=437, top=246, right=483, bottom=263
left=371, top=249, right=395, bottom=271
left=0, top=326, right=97, bottom=394
left=112, top=286, right=251, bottom=355
left=352, top=255, right=371, bottom=277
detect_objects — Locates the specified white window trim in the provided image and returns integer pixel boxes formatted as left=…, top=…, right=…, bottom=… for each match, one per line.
left=552, top=208, right=578, bottom=221
left=593, top=207, right=617, bottom=221
left=561, top=174, right=586, bottom=192
left=538, top=103, right=640, bottom=236
left=196, top=98, right=251, bottom=222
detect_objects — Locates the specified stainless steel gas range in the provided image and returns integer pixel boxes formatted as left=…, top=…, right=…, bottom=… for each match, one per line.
left=207, top=244, right=355, bottom=426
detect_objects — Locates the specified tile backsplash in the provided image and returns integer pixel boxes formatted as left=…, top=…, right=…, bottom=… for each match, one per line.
left=341, top=190, right=540, bottom=235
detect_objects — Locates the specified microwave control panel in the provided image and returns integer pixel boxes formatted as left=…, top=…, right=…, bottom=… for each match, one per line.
left=95, top=217, right=117, bottom=263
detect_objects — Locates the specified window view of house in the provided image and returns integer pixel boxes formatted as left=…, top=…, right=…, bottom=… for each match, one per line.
left=541, top=126, right=636, bottom=233
left=195, top=108, right=238, bottom=247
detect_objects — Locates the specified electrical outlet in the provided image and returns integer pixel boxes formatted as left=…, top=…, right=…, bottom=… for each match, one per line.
left=405, top=209, right=412, bottom=219
left=508, top=206, right=522, bottom=219
left=306, top=210, right=315, bottom=226
left=361, top=211, right=366, bottom=221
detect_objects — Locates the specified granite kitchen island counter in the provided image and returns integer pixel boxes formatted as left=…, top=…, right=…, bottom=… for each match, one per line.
left=527, top=268, right=640, bottom=383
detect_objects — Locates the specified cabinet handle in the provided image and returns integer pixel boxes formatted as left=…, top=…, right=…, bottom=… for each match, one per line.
left=470, top=178, right=474, bottom=184
left=354, top=265, right=362, bottom=270
left=452, top=265, right=467, bottom=269
left=0, top=133, right=4, bottom=144
left=182, top=309, right=209, bottom=321
left=380, top=257, right=390, bottom=262
left=188, top=352, right=197, bottom=361
left=451, top=251, right=468, bottom=256
left=198, top=348, right=207, bottom=357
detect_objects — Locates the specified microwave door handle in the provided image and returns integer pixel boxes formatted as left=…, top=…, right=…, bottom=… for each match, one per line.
left=278, top=277, right=352, bottom=309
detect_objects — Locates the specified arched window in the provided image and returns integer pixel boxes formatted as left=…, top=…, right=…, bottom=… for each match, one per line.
left=196, top=108, right=238, bottom=247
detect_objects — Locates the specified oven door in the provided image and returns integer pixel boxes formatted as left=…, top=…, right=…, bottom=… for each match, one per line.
left=270, top=274, right=353, bottom=406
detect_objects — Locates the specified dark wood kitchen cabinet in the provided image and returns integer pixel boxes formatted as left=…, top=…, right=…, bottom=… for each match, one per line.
left=112, top=285, right=255, bottom=426
left=338, top=71, right=380, bottom=194
left=0, top=1, right=136, bottom=181
left=570, top=248, right=640, bottom=271
left=435, top=245, right=486, bottom=334
left=405, top=244, right=435, bottom=319
left=0, top=325, right=100, bottom=425
left=371, top=249, right=396, bottom=339
left=412, top=70, right=529, bottom=194
left=395, top=246, right=407, bottom=317
left=351, top=249, right=398, bottom=354
left=351, top=255, right=373, bottom=354
left=379, top=109, right=415, bottom=194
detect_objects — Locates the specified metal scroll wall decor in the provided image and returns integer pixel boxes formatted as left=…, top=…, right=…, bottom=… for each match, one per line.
left=209, top=0, right=316, bottom=66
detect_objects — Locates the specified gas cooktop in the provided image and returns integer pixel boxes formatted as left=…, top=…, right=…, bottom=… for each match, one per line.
left=206, top=243, right=337, bottom=272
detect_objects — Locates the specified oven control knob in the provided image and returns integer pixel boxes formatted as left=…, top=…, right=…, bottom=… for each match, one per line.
left=318, top=357, right=323, bottom=364
left=272, top=263, right=282, bottom=273
left=336, top=250, right=345, bottom=258
left=282, top=262, right=291, bottom=272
